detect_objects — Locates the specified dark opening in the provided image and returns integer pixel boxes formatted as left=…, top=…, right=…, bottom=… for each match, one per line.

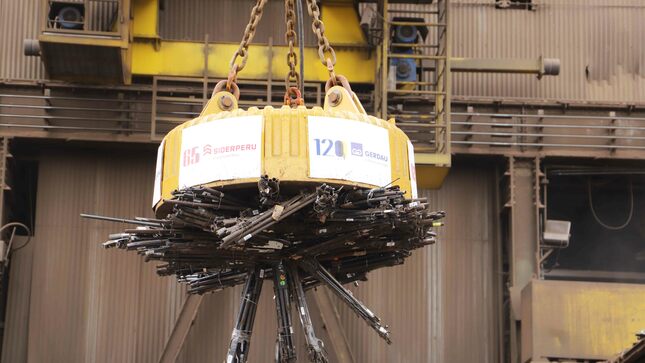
left=543, top=169, right=645, bottom=280
left=5, top=159, right=38, bottom=236
left=495, top=0, right=535, bottom=11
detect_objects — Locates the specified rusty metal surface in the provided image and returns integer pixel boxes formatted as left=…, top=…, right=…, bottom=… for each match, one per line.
left=0, top=0, right=44, bottom=80
left=4, top=83, right=645, bottom=160
left=333, top=163, right=500, bottom=363
left=40, top=43, right=125, bottom=84
left=429, top=163, right=500, bottom=363
left=507, top=159, right=538, bottom=320
left=41, top=0, right=120, bottom=33
left=1, top=146, right=499, bottom=363
left=1, top=147, right=187, bottom=363
left=610, top=334, right=645, bottom=363
left=0, top=0, right=643, bottom=107
left=158, top=294, right=203, bottom=363
left=404, top=99, right=645, bottom=159
left=159, top=0, right=316, bottom=46
left=450, top=0, right=645, bottom=103
left=522, top=279, right=645, bottom=362
left=1, top=236, right=33, bottom=363
left=449, top=57, right=560, bottom=76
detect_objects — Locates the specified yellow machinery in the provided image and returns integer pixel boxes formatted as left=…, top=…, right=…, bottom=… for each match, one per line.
left=31, top=0, right=451, bottom=190
left=130, top=0, right=374, bottom=82
left=154, top=84, right=417, bottom=214
left=34, top=0, right=375, bottom=84
left=151, top=0, right=419, bottom=214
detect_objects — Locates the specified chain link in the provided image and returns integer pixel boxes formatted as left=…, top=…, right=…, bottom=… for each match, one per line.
left=284, top=87, right=304, bottom=107
left=305, top=0, right=337, bottom=81
left=284, top=0, right=300, bottom=90
left=227, top=0, right=268, bottom=90
left=224, top=0, right=345, bottom=100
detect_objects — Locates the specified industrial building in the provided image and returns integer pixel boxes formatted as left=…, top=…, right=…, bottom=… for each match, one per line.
left=0, top=0, right=643, bottom=362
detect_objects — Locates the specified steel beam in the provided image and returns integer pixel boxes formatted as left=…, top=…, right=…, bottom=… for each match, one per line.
left=507, top=157, right=538, bottom=320
left=131, top=41, right=375, bottom=83
left=544, top=269, right=645, bottom=283
left=421, top=57, right=560, bottom=77
left=449, top=57, right=560, bottom=77
left=309, top=288, right=355, bottom=363
left=158, top=294, right=204, bottom=363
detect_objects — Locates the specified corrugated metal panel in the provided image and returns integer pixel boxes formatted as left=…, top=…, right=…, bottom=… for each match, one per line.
left=54, top=0, right=121, bottom=32
left=159, top=0, right=316, bottom=46
left=40, top=42, right=124, bottom=83
left=0, top=147, right=187, bottom=363
left=376, top=0, right=645, bottom=103
left=450, top=0, right=645, bottom=103
left=2, top=0, right=644, bottom=104
left=1, top=237, right=34, bottom=363
left=431, top=164, right=499, bottom=363
left=85, top=0, right=120, bottom=32
left=0, top=0, right=120, bottom=81
left=332, top=163, right=498, bottom=363
left=0, top=0, right=44, bottom=80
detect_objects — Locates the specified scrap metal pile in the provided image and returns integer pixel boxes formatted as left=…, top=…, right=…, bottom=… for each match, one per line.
left=82, top=177, right=444, bottom=363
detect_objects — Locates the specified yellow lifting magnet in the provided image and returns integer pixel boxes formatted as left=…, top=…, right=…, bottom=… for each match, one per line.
left=153, top=79, right=418, bottom=216
left=152, top=0, right=418, bottom=216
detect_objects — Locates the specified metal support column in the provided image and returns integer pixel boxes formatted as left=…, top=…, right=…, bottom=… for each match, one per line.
left=309, top=288, right=355, bottom=363
left=507, top=157, right=538, bottom=315
left=0, top=138, right=10, bottom=225
left=379, top=0, right=389, bottom=120
left=158, top=294, right=204, bottom=363
left=502, top=156, right=540, bottom=363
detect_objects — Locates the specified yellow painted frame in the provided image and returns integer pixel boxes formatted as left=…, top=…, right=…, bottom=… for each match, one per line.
left=132, top=41, right=375, bottom=83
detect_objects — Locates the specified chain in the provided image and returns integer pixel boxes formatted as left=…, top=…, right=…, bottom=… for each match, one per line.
left=284, top=0, right=300, bottom=91
left=284, top=87, right=305, bottom=107
left=223, top=0, right=345, bottom=102
left=227, top=0, right=268, bottom=91
left=305, top=0, right=337, bottom=83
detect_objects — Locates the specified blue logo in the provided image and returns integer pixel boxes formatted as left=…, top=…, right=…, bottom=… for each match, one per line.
left=364, top=151, right=388, bottom=162
left=351, top=142, right=363, bottom=156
